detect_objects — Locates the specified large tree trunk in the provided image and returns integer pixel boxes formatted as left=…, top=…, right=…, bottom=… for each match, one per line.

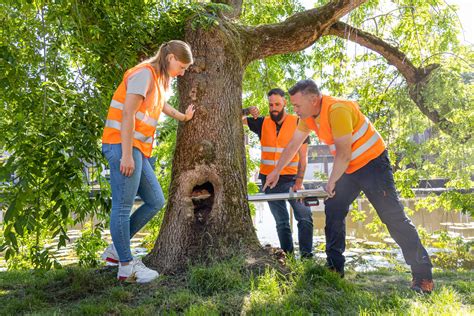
left=145, top=22, right=262, bottom=274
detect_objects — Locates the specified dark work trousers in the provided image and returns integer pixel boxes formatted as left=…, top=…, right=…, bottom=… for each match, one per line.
left=324, top=150, right=432, bottom=278
left=259, top=175, right=314, bottom=257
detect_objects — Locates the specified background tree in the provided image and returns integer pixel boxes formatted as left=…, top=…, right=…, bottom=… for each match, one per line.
left=1, top=0, right=472, bottom=271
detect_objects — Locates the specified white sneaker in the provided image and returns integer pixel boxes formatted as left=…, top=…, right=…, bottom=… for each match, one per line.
left=117, top=258, right=159, bottom=283
left=101, top=244, right=119, bottom=266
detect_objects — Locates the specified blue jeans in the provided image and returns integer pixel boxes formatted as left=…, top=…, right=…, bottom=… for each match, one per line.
left=324, top=150, right=432, bottom=278
left=102, top=144, right=165, bottom=262
left=259, top=175, right=314, bottom=257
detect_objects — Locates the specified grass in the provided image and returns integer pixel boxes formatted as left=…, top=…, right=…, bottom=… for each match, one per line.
left=0, top=257, right=472, bottom=315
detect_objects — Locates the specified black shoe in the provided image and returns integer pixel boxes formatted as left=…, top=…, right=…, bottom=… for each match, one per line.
left=410, top=278, right=434, bottom=294
left=327, top=266, right=344, bottom=278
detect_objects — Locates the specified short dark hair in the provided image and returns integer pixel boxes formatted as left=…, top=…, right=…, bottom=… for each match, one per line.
left=288, top=79, right=321, bottom=96
left=267, top=88, right=285, bottom=98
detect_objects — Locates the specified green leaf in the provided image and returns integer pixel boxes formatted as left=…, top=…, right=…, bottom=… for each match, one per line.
left=4, top=198, right=17, bottom=222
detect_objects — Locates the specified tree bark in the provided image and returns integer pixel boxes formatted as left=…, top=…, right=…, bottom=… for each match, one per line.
left=145, top=20, right=262, bottom=273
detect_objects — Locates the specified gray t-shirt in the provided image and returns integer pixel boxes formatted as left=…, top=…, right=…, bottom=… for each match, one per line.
left=126, top=68, right=152, bottom=97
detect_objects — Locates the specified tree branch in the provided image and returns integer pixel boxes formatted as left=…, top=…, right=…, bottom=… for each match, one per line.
left=326, top=21, right=467, bottom=141
left=327, top=21, right=420, bottom=84
left=212, top=0, right=242, bottom=19
left=243, top=0, right=367, bottom=63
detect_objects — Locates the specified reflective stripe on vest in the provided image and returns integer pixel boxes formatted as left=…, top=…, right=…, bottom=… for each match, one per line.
left=261, top=160, right=299, bottom=167
left=328, top=116, right=370, bottom=150
left=261, top=146, right=284, bottom=153
left=304, top=95, right=386, bottom=173
left=101, top=63, right=163, bottom=158
left=329, top=128, right=383, bottom=161
left=110, top=100, right=158, bottom=127
left=259, top=115, right=300, bottom=176
left=104, top=120, right=153, bottom=144
left=351, top=131, right=382, bottom=160
left=328, top=115, right=378, bottom=160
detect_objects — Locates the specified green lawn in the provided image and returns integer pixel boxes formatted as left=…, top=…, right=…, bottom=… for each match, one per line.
left=0, top=258, right=472, bottom=315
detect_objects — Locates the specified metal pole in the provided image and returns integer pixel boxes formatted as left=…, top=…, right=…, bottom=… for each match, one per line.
left=289, top=204, right=294, bottom=233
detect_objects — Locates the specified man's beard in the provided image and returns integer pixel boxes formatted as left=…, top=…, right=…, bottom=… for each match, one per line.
left=270, top=110, right=284, bottom=123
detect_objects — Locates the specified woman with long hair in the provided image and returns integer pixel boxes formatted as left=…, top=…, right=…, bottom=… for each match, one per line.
left=101, top=40, right=195, bottom=283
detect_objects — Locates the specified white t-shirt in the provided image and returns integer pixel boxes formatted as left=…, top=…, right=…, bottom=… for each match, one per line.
left=126, top=68, right=152, bottom=97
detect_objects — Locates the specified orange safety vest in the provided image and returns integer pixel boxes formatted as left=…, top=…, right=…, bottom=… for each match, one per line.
left=260, top=115, right=300, bottom=175
left=102, top=64, right=164, bottom=158
left=304, top=95, right=386, bottom=174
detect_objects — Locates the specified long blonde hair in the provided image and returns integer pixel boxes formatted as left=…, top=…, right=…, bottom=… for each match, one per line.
left=141, top=40, right=193, bottom=91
